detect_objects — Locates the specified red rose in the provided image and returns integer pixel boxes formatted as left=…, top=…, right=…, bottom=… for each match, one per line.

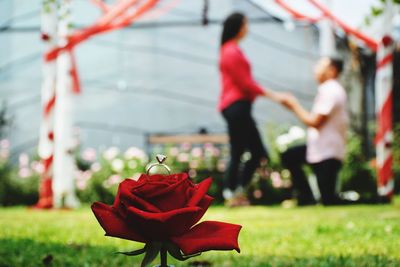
left=91, top=173, right=241, bottom=255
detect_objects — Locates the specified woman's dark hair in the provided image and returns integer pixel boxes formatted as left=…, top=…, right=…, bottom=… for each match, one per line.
left=221, top=12, right=246, bottom=46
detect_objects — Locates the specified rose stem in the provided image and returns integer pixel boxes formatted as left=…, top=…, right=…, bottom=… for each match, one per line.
left=160, top=244, right=168, bottom=267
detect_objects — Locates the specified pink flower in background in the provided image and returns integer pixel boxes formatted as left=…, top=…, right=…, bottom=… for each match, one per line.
left=271, top=172, right=283, bottom=188
left=204, top=146, right=214, bottom=156
left=103, top=147, right=120, bottom=161
left=82, top=170, right=93, bottom=180
left=181, top=142, right=191, bottom=152
left=75, top=170, right=93, bottom=191
left=204, top=142, right=213, bottom=150
left=91, top=162, right=101, bottom=172
left=217, top=160, right=227, bottom=172
left=18, top=167, right=32, bottom=178
left=213, top=148, right=221, bottom=157
left=124, top=147, right=147, bottom=162
left=177, top=152, right=189, bottom=163
left=75, top=170, right=92, bottom=181
left=82, top=147, right=97, bottom=162
left=189, top=160, right=199, bottom=169
left=169, top=146, right=179, bottom=157
left=253, top=189, right=263, bottom=199
left=19, top=153, right=29, bottom=168
left=191, top=147, right=203, bottom=158
left=31, top=161, right=45, bottom=174
left=109, top=174, right=122, bottom=184
left=103, top=174, right=122, bottom=188
left=205, top=144, right=221, bottom=157
left=77, top=179, right=87, bottom=190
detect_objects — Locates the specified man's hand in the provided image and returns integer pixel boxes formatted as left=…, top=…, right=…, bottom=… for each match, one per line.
left=276, top=92, right=298, bottom=110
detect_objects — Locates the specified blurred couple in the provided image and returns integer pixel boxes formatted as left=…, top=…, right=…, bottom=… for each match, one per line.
left=219, top=13, right=348, bottom=207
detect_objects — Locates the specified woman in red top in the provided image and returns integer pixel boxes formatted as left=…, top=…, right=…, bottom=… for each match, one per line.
left=219, top=13, right=287, bottom=205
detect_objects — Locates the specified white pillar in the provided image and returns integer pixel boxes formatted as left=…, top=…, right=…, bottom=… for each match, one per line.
left=318, top=0, right=336, bottom=57
left=39, top=0, right=57, bottom=163
left=36, top=0, right=58, bottom=209
left=53, top=0, right=80, bottom=208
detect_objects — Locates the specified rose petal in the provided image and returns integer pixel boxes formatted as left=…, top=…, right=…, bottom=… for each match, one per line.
left=186, top=177, right=212, bottom=207
left=133, top=173, right=194, bottom=211
left=115, top=181, right=161, bottom=213
left=186, top=194, right=213, bottom=227
left=171, top=221, right=242, bottom=255
left=91, top=202, right=147, bottom=243
left=134, top=173, right=191, bottom=198
left=125, top=205, right=203, bottom=240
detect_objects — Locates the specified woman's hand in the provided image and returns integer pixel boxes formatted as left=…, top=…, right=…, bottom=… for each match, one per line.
left=280, top=93, right=299, bottom=110
left=267, top=91, right=297, bottom=108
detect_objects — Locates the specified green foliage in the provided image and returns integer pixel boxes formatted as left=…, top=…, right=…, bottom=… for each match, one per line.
left=339, top=133, right=377, bottom=200
left=371, top=6, right=384, bottom=16
left=76, top=169, right=118, bottom=205
left=393, top=123, right=400, bottom=193
left=365, top=0, right=400, bottom=27
left=264, top=123, right=285, bottom=170
left=0, top=161, right=39, bottom=206
left=247, top=173, right=292, bottom=205
left=75, top=149, right=146, bottom=205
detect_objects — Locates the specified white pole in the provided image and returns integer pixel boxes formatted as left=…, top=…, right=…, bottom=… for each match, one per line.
left=375, top=1, right=396, bottom=200
left=36, top=0, right=58, bottom=209
left=375, top=36, right=394, bottom=199
left=318, top=0, right=336, bottom=56
left=53, top=0, right=80, bottom=208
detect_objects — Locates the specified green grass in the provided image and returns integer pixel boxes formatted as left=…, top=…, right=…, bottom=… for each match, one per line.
left=1, top=199, right=400, bottom=267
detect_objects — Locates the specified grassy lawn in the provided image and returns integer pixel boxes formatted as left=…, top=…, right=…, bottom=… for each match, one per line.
left=1, top=199, right=400, bottom=267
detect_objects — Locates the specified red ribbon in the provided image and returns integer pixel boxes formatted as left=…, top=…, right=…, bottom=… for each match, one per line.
left=275, top=0, right=378, bottom=51
left=375, top=91, right=393, bottom=144
left=44, top=94, right=56, bottom=116
left=69, top=49, right=81, bottom=94
left=44, top=0, right=162, bottom=94
left=90, top=0, right=109, bottom=13
left=307, top=0, right=378, bottom=51
left=275, top=0, right=323, bottom=23
left=142, top=0, right=182, bottom=21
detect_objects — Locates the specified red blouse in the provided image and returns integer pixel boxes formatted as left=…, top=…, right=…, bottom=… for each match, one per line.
left=218, top=41, right=264, bottom=111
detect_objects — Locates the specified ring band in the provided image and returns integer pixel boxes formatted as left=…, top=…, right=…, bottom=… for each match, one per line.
left=146, top=163, right=171, bottom=175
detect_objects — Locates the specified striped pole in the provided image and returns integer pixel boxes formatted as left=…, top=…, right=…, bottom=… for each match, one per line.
left=375, top=35, right=395, bottom=199
left=35, top=0, right=58, bottom=209
left=35, top=0, right=168, bottom=208
left=53, top=0, right=80, bottom=208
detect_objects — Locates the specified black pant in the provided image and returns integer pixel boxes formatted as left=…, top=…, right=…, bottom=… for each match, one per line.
left=222, top=100, right=268, bottom=190
left=281, top=145, right=342, bottom=205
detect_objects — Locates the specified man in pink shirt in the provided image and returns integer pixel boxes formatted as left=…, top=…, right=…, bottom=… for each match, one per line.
left=282, top=57, right=348, bottom=206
